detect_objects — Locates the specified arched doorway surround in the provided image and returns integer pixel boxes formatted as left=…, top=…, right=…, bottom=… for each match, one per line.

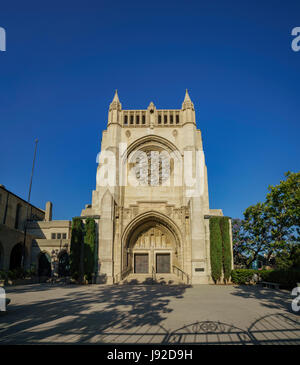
left=38, top=252, right=51, bottom=277
left=58, top=250, right=70, bottom=277
left=9, top=243, right=23, bottom=271
left=121, top=211, right=183, bottom=275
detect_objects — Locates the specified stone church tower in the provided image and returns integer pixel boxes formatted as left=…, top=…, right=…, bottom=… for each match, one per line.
left=81, top=91, right=228, bottom=284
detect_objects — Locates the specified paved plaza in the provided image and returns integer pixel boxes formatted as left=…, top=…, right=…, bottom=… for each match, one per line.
left=0, top=283, right=299, bottom=344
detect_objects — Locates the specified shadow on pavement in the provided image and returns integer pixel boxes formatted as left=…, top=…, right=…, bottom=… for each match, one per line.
left=167, top=313, right=300, bottom=345
left=230, top=285, right=295, bottom=313
left=0, top=285, right=187, bottom=344
left=0, top=284, right=299, bottom=344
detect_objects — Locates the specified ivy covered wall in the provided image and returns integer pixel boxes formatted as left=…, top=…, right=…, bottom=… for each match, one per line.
left=209, top=216, right=232, bottom=283
left=70, top=217, right=96, bottom=282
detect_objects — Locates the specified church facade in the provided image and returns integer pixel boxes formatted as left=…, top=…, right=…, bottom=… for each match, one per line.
left=81, top=91, right=232, bottom=285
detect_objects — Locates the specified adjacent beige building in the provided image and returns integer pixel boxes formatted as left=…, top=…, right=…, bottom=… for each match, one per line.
left=0, top=184, right=45, bottom=271
left=26, top=205, right=71, bottom=276
left=81, top=91, right=229, bottom=284
left=0, top=185, right=71, bottom=276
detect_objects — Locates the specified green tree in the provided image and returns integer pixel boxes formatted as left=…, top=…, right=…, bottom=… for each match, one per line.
left=242, top=202, right=272, bottom=268
left=232, top=171, right=300, bottom=269
left=275, top=244, right=300, bottom=270
left=210, top=217, right=223, bottom=283
left=265, top=171, right=300, bottom=256
left=232, top=218, right=248, bottom=268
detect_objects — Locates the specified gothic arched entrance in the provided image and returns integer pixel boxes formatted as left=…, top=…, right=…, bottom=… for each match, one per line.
left=38, top=252, right=51, bottom=277
left=58, top=251, right=70, bottom=277
left=122, top=212, right=183, bottom=276
left=130, top=224, right=177, bottom=274
left=9, top=243, right=23, bottom=270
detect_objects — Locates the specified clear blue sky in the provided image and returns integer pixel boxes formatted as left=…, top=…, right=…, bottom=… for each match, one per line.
left=0, top=0, right=299, bottom=220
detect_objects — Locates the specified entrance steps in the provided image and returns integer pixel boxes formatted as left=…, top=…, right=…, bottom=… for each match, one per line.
left=118, top=273, right=186, bottom=285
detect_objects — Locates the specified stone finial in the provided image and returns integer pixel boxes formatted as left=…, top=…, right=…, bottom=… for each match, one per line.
left=182, top=89, right=194, bottom=111
left=109, top=89, right=122, bottom=111
left=147, top=101, right=156, bottom=111
left=147, top=102, right=156, bottom=129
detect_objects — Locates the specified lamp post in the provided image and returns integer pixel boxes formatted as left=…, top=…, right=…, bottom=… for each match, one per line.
left=21, top=139, right=38, bottom=269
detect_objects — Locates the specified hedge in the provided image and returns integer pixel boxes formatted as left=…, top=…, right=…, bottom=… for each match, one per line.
left=0, top=268, right=36, bottom=281
left=231, top=269, right=258, bottom=284
left=209, top=217, right=223, bottom=283
left=70, top=218, right=84, bottom=279
left=231, top=268, right=300, bottom=288
left=259, top=269, right=300, bottom=289
left=220, top=217, right=232, bottom=283
left=70, top=217, right=97, bottom=283
left=84, top=218, right=96, bottom=281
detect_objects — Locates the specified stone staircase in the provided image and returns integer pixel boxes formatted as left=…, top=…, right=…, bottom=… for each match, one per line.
left=118, top=273, right=186, bottom=285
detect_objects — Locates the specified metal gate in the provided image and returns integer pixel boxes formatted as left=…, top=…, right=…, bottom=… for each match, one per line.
left=156, top=253, right=171, bottom=273
left=134, top=253, right=149, bottom=273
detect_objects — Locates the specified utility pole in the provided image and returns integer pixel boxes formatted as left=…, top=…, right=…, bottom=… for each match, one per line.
left=22, top=139, right=38, bottom=269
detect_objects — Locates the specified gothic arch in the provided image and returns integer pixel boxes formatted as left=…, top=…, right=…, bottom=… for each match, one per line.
left=9, top=242, right=23, bottom=270
left=121, top=211, right=184, bottom=274
left=57, top=250, right=70, bottom=277
left=122, top=211, right=182, bottom=249
left=37, top=251, right=51, bottom=277
left=127, top=135, right=180, bottom=155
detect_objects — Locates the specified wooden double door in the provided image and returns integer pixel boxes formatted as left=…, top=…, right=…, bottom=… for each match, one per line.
left=156, top=253, right=171, bottom=273
left=134, top=252, right=171, bottom=274
left=134, top=253, right=149, bottom=273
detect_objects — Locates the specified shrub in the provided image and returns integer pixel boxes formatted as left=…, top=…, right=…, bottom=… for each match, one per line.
left=7, top=268, right=26, bottom=280
left=231, top=269, right=258, bottom=284
left=210, top=217, right=223, bottom=283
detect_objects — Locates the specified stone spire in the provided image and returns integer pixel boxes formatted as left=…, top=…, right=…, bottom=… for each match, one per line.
left=181, top=89, right=194, bottom=111
left=109, top=89, right=122, bottom=111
